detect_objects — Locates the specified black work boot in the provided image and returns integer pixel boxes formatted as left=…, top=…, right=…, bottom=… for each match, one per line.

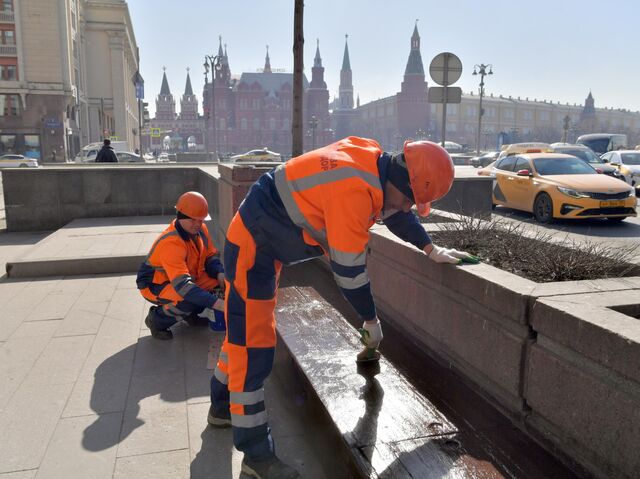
left=145, top=307, right=173, bottom=340
left=241, top=455, right=301, bottom=479
left=184, top=313, right=208, bottom=327
left=207, top=403, right=231, bottom=428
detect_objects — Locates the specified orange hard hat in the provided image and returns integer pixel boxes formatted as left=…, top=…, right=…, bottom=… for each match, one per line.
left=403, top=140, right=455, bottom=216
left=175, top=191, right=211, bottom=221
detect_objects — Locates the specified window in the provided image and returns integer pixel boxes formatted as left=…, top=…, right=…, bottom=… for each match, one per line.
left=465, top=105, right=477, bottom=117
left=485, top=107, right=496, bottom=118
left=496, top=156, right=517, bottom=171
left=522, top=110, right=533, bottom=120
left=539, top=111, right=550, bottom=121
left=0, top=94, right=20, bottom=116
left=446, top=104, right=458, bottom=115
left=240, top=118, right=247, bottom=130
left=2, top=0, right=12, bottom=13
left=2, top=30, right=14, bottom=45
left=239, top=99, right=248, bottom=109
left=503, top=109, right=514, bottom=119
left=253, top=118, right=260, bottom=130
left=269, top=118, right=276, bottom=130
left=0, top=65, right=17, bottom=80
left=252, top=99, right=260, bottom=109
left=0, top=134, right=16, bottom=154
left=513, top=157, right=530, bottom=172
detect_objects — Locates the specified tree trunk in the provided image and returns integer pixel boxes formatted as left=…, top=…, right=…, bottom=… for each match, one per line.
left=291, top=0, right=304, bottom=159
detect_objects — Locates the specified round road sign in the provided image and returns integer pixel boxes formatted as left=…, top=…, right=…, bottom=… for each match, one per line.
left=429, top=52, right=462, bottom=86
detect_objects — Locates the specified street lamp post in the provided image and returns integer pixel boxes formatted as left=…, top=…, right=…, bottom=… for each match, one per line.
left=203, top=54, right=222, bottom=159
left=472, top=63, right=493, bottom=155
left=308, top=115, right=318, bottom=151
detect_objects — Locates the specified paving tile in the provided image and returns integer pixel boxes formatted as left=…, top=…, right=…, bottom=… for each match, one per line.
left=54, top=305, right=106, bottom=337
left=10, top=319, right=60, bottom=339
left=0, top=382, right=74, bottom=473
left=75, top=278, right=119, bottom=304
left=0, top=470, right=37, bottom=479
left=0, top=307, right=35, bottom=341
left=21, top=335, right=94, bottom=387
left=36, top=412, right=121, bottom=479
left=116, top=274, right=138, bottom=290
left=113, top=449, right=191, bottom=479
left=105, top=289, right=146, bottom=325
left=182, top=328, right=218, bottom=404
left=25, top=292, right=80, bottom=322
left=187, top=402, right=242, bottom=479
left=0, top=335, right=52, bottom=412
left=126, top=371, right=187, bottom=411
left=62, top=371, right=131, bottom=418
left=116, top=403, right=189, bottom=458
left=132, top=334, right=186, bottom=378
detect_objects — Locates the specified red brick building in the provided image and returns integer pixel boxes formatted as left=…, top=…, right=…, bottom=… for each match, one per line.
left=203, top=40, right=332, bottom=158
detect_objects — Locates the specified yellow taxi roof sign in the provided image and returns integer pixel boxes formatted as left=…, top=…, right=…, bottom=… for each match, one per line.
left=503, top=142, right=553, bottom=155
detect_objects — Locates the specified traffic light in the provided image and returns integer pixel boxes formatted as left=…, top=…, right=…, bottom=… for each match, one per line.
left=142, top=102, right=150, bottom=126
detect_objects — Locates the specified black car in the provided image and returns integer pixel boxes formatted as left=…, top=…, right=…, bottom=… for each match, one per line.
left=470, top=151, right=499, bottom=168
left=551, top=145, right=621, bottom=178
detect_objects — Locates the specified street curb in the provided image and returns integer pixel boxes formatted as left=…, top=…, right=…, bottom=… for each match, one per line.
left=5, top=254, right=144, bottom=278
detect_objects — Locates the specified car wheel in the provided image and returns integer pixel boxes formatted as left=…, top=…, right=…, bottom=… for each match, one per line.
left=606, top=217, right=626, bottom=224
left=19, top=163, right=28, bottom=168
left=533, top=193, right=554, bottom=223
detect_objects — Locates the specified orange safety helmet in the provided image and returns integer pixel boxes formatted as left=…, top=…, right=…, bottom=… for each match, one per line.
left=403, top=140, right=455, bottom=216
left=175, top=191, right=211, bottom=221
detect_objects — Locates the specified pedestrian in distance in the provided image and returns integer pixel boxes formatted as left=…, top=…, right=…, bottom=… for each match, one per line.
left=94, top=138, right=118, bottom=163
left=209, top=136, right=478, bottom=478
left=136, top=191, right=225, bottom=340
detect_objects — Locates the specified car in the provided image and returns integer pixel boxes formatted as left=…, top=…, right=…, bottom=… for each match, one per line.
left=551, top=144, right=621, bottom=179
left=230, top=148, right=282, bottom=163
left=157, top=152, right=170, bottom=163
left=470, top=151, right=499, bottom=168
left=576, top=133, right=627, bottom=155
left=0, top=154, right=39, bottom=168
left=601, top=150, right=640, bottom=192
left=116, top=151, right=143, bottom=163
left=486, top=152, right=636, bottom=223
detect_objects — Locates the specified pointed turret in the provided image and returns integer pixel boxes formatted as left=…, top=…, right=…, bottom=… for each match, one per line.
left=404, top=20, right=424, bottom=76
left=314, top=39, right=322, bottom=68
left=184, top=71, right=193, bottom=96
left=264, top=45, right=272, bottom=74
left=160, top=70, right=171, bottom=95
left=309, top=39, right=326, bottom=89
left=338, top=34, right=354, bottom=110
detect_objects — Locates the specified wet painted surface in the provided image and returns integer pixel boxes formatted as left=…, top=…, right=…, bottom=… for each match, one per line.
left=276, top=286, right=506, bottom=478
left=277, top=261, right=582, bottom=479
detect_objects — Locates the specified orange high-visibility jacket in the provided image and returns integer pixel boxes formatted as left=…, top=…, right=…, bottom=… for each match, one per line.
left=136, top=220, right=222, bottom=308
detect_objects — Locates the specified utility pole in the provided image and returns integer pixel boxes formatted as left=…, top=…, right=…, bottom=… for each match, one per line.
left=292, top=0, right=304, bottom=158
left=473, top=63, right=493, bottom=155
left=203, top=53, right=222, bottom=159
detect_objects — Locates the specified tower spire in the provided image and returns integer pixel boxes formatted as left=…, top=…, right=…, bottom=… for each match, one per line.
left=160, top=67, right=171, bottom=95
left=184, top=67, right=193, bottom=96
left=264, top=45, right=272, bottom=73
left=338, top=34, right=353, bottom=110
left=404, top=20, right=424, bottom=76
left=314, top=38, right=322, bottom=67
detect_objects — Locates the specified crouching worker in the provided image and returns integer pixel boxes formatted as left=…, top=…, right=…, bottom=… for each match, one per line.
left=137, top=191, right=225, bottom=340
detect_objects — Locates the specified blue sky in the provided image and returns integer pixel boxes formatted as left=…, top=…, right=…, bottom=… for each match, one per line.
left=129, top=0, right=640, bottom=117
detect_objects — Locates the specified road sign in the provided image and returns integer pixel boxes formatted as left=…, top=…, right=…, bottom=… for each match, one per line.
left=150, top=128, right=161, bottom=138
left=428, top=86, right=462, bottom=104
left=429, top=52, right=462, bottom=86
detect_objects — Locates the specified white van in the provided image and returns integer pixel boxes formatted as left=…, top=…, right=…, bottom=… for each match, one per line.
left=73, top=141, right=128, bottom=163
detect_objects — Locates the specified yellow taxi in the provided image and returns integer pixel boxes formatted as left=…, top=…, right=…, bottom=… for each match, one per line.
left=485, top=151, right=636, bottom=223
left=230, top=148, right=281, bottom=163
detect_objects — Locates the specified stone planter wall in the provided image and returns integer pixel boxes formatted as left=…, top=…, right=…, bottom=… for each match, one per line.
left=367, top=223, right=640, bottom=479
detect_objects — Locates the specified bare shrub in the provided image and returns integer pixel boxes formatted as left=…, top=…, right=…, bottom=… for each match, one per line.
left=429, top=215, right=639, bottom=282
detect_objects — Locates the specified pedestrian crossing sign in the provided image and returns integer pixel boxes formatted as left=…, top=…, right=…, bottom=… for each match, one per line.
left=151, top=128, right=161, bottom=138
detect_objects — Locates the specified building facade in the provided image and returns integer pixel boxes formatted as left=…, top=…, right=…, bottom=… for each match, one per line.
left=200, top=39, right=331, bottom=158
left=148, top=69, right=205, bottom=154
left=0, top=0, right=140, bottom=162
left=332, top=23, right=640, bottom=152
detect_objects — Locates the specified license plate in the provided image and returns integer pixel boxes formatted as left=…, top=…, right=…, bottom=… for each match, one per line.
left=599, top=200, right=625, bottom=207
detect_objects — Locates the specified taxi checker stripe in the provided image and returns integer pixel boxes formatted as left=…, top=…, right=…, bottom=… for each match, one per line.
left=230, top=389, right=265, bottom=405
left=330, top=248, right=366, bottom=267
left=334, top=271, right=370, bottom=290
left=231, top=411, right=268, bottom=428
left=214, top=367, right=228, bottom=385
left=274, top=166, right=329, bottom=250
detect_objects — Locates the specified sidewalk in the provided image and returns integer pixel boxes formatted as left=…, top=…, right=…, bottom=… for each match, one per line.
left=0, top=226, right=331, bottom=478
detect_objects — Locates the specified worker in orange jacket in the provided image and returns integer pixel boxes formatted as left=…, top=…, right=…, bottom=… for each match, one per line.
left=137, top=191, right=225, bottom=340
left=209, top=137, right=476, bottom=478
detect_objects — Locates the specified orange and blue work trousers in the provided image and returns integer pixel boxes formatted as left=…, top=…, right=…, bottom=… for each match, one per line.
left=140, top=274, right=220, bottom=330
left=210, top=213, right=282, bottom=460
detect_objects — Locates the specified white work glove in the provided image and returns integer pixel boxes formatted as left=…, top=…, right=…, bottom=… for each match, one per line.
left=426, top=245, right=479, bottom=265
left=361, top=318, right=383, bottom=349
